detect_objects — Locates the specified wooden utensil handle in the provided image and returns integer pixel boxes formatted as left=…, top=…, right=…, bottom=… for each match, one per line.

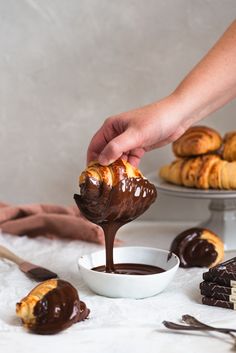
left=0, top=244, right=24, bottom=265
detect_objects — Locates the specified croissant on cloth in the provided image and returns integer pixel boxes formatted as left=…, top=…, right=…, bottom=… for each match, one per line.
left=160, top=155, right=236, bottom=189
left=172, top=126, right=222, bottom=158
left=74, top=159, right=157, bottom=224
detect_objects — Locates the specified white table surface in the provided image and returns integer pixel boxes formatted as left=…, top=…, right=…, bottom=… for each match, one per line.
left=1, top=221, right=236, bottom=353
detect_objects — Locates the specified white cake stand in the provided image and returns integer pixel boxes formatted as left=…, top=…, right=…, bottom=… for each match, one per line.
left=148, top=172, right=236, bottom=250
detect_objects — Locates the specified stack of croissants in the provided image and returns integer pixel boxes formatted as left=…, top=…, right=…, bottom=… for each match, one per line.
left=160, top=126, right=236, bottom=189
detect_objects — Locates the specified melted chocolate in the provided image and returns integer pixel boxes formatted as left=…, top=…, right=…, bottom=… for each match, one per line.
left=92, top=263, right=164, bottom=275
left=32, top=280, right=89, bottom=334
left=74, top=172, right=157, bottom=273
left=75, top=177, right=157, bottom=224
left=170, top=227, right=217, bottom=268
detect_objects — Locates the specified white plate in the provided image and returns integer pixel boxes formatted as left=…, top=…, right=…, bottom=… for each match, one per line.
left=78, top=246, right=179, bottom=299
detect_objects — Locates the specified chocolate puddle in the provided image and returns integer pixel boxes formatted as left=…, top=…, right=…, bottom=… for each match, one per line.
left=74, top=166, right=158, bottom=274
left=92, top=263, right=164, bottom=275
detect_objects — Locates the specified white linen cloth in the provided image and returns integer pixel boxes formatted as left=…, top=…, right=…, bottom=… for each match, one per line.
left=0, top=221, right=236, bottom=353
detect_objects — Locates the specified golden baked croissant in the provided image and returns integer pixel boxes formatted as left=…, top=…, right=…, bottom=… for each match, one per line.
left=158, top=159, right=186, bottom=186
left=222, top=131, right=236, bottom=162
left=74, top=158, right=157, bottom=224
left=208, top=159, right=236, bottom=189
left=16, top=279, right=89, bottom=334
left=172, top=126, right=222, bottom=157
left=170, top=228, right=224, bottom=268
left=160, top=154, right=236, bottom=189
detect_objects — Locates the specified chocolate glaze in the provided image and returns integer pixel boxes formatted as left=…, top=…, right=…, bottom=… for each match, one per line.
left=74, top=177, right=157, bottom=224
left=32, top=280, right=89, bottom=334
left=27, top=267, right=57, bottom=282
left=74, top=172, right=157, bottom=273
left=92, top=263, right=164, bottom=275
left=170, top=227, right=217, bottom=268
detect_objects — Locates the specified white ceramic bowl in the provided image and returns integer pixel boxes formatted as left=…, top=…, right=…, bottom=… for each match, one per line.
left=78, top=246, right=179, bottom=299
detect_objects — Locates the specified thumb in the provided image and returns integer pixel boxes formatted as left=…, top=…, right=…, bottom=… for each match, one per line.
left=98, top=129, right=139, bottom=165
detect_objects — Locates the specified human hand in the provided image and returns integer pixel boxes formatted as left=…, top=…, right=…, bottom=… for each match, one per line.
left=87, top=94, right=194, bottom=167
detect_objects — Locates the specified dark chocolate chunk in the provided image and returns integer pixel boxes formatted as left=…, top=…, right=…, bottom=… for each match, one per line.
left=202, top=296, right=236, bottom=310
left=203, top=272, right=236, bottom=287
left=209, top=257, right=236, bottom=280
left=200, top=290, right=236, bottom=302
left=200, top=281, right=236, bottom=295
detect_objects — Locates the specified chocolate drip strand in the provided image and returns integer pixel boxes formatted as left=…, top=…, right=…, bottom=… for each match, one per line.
left=74, top=160, right=157, bottom=274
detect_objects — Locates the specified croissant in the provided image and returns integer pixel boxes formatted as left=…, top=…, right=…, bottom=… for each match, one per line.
left=16, top=279, right=89, bottom=334
left=172, top=126, right=222, bottom=158
left=208, top=159, right=236, bottom=189
left=160, top=154, right=236, bottom=189
left=170, top=227, right=224, bottom=268
left=222, top=131, right=236, bottom=162
left=74, top=159, right=157, bottom=224
left=159, top=159, right=186, bottom=186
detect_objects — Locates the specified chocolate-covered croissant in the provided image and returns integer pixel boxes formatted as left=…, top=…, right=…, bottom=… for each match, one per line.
left=222, top=131, right=236, bottom=162
left=16, top=279, right=89, bottom=334
left=172, top=126, right=222, bottom=158
left=170, top=228, right=224, bottom=268
left=74, top=159, right=157, bottom=224
left=160, top=154, right=236, bottom=189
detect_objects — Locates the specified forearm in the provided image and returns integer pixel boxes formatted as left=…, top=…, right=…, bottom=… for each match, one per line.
left=172, top=20, right=236, bottom=125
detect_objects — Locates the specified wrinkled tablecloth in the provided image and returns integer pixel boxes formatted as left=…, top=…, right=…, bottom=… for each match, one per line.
left=0, top=221, right=236, bottom=353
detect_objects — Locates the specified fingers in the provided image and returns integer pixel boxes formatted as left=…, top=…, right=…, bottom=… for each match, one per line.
left=87, top=118, right=120, bottom=164
left=127, top=148, right=145, bottom=167
left=87, top=128, right=109, bottom=164
left=98, top=128, right=141, bottom=165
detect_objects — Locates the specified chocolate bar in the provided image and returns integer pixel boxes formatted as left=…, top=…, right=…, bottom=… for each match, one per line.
left=200, top=290, right=236, bottom=302
left=202, top=296, right=236, bottom=310
left=200, top=281, right=236, bottom=295
left=203, top=271, right=236, bottom=287
left=209, top=257, right=236, bottom=279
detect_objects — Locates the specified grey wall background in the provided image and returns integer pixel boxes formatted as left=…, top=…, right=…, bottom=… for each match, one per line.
left=0, top=0, right=235, bottom=221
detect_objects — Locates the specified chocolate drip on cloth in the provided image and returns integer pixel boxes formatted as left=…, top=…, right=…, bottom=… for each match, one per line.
left=74, top=172, right=157, bottom=273
left=32, top=280, right=89, bottom=334
left=170, top=228, right=217, bottom=268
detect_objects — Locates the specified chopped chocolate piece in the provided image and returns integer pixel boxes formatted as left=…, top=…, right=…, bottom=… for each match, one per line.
left=200, top=281, right=236, bottom=295
left=203, top=272, right=236, bottom=287
left=209, top=257, right=236, bottom=280
left=200, top=290, right=236, bottom=302
left=202, top=296, right=236, bottom=310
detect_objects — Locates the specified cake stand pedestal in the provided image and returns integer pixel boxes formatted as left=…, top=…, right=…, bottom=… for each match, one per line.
left=148, top=173, right=236, bottom=250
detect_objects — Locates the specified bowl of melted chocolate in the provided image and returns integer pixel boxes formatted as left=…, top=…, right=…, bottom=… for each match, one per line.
left=78, top=246, right=179, bottom=299
left=74, top=159, right=179, bottom=298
